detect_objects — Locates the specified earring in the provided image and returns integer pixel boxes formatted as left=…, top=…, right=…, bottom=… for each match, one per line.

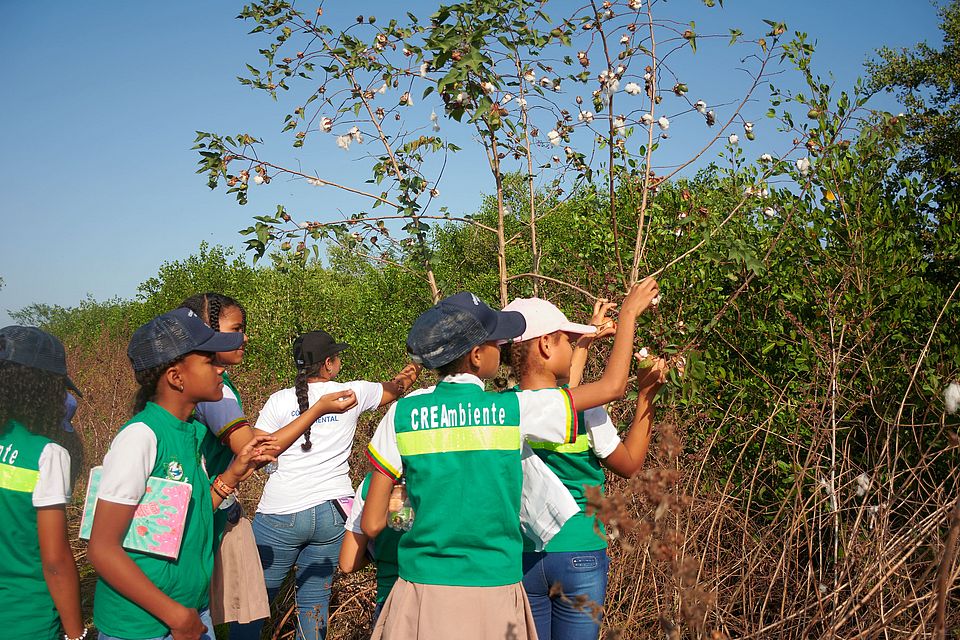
left=178, top=384, right=184, bottom=393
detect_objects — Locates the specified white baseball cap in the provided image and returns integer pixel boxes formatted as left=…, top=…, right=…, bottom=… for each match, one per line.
left=501, top=298, right=597, bottom=343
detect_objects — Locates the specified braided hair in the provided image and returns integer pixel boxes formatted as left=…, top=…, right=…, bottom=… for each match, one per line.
left=131, top=356, right=186, bottom=415
left=506, top=339, right=538, bottom=383
left=295, top=362, right=325, bottom=451
left=179, top=292, right=246, bottom=332
left=0, top=361, right=84, bottom=484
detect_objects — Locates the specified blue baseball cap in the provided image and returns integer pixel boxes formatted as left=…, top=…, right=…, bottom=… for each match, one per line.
left=62, top=393, right=78, bottom=433
left=0, top=326, right=82, bottom=396
left=406, top=292, right=526, bottom=369
left=127, top=308, right=245, bottom=373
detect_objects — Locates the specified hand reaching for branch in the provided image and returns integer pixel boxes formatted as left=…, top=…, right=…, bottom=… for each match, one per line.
left=577, top=298, right=618, bottom=349
left=635, top=351, right=669, bottom=395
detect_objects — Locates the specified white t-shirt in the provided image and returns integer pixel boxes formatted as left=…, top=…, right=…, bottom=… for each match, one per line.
left=33, top=443, right=72, bottom=507
left=255, top=379, right=384, bottom=515
left=583, top=406, right=621, bottom=459
left=98, top=422, right=157, bottom=505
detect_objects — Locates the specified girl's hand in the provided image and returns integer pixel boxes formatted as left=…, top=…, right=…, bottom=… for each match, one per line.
left=635, top=351, right=669, bottom=395
left=580, top=298, right=617, bottom=347
left=228, top=434, right=280, bottom=481
left=168, top=605, right=206, bottom=640
left=318, top=390, right=358, bottom=414
left=395, top=364, right=421, bottom=393
left=620, top=278, right=660, bottom=319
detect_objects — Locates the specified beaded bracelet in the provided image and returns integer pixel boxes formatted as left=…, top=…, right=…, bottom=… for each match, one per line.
left=212, top=474, right=236, bottom=498
left=64, top=629, right=89, bottom=640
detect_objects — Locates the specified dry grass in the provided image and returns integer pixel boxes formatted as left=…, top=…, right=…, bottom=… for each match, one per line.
left=65, top=328, right=960, bottom=639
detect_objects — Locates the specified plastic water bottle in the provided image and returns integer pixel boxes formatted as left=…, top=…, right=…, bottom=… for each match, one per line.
left=388, top=481, right=415, bottom=531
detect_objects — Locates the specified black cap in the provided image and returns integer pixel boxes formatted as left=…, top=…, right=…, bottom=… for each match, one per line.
left=127, top=308, right=245, bottom=373
left=406, top=292, right=526, bottom=369
left=0, top=326, right=82, bottom=396
left=293, top=330, right=349, bottom=368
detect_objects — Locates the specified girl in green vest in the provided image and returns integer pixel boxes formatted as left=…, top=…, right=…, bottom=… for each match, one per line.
left=179, top=293, right=358, bottom=633
left=502, top=297, right=668, bottom=640
left=0, top=326, right=85, bottom=640
left=88, top=308, right=283, bottom=640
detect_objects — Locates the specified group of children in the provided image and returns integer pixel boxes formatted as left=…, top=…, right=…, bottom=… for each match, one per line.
left=0, top=276, right=664, bottom=640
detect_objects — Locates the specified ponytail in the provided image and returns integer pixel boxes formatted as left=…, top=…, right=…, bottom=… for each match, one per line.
left=296, top=367, right=313, bottom=451
left=132, top=358, right=183, bottom=415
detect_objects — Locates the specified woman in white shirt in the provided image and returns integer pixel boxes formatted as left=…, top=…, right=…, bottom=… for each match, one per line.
left=237, top=330, right=418, bottom=640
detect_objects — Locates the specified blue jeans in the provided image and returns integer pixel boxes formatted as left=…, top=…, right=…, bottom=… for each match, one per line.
left=522, top=550, right=610, bottom=640
left=231, top=502, right=345, bottom=640
left=99, top=607, right=213, bottom=640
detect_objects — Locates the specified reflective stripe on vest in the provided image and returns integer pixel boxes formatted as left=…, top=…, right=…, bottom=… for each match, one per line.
left=527, top=438, right=591, bottom=454
left=0, top=464, right=40, bottom=493
left=397, top=425, right=521, bottom=456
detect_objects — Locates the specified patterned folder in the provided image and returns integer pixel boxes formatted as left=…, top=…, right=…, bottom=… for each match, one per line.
left=78, top=466, right=192, bottom=559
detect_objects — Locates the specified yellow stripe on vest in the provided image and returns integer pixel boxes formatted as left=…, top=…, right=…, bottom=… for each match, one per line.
left=0, top=464, right=40, bottom=493
left=528, top=438, right=590, bottom=454
left=397, top=426, right=521, bottom=456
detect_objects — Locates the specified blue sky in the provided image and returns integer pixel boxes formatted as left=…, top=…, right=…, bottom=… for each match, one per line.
left=0, top=1, right=945, bottom=326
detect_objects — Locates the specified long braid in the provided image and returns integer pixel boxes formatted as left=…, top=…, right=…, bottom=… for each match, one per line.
left=132, top=358, right=184, bottom=415
left=295, top=367, right=313, bottom=451
left=506, top=340, right=537, bottom=384
left=207, top=297, right=222, bottom=331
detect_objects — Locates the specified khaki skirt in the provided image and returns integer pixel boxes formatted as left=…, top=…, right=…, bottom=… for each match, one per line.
left=371, top=578, right=538, bottom=640
left=209, top=517, right=270, bottom=625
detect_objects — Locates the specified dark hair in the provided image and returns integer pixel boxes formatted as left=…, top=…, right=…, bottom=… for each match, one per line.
left=180, top=292, right=246, bottom=332
left=0, top=361, right=83, bottom=484
left=436, top=351, right=474, bottom=377
left=132, top=356, right=185, bottom=415
left=295, top=362, right=325, bottom=451
left=506, top=339, right=538, bottom=382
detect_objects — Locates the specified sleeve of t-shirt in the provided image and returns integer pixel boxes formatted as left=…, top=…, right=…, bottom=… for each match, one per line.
left=349, top=380, right=385, bottom=414
left=33, top=443, right=72, bottom=507
left=366, top=404, right=403, bottom=482
left=98, top=423, right=157, bottom=505
left=195, top=386, right=249, bottom=442
left=583, top=406, right=620, bottom=459
left=344, top=476, right=369, bottom=534
left=517, top=388, right=577, bottom=445
left=253, top=393, right=286, bottom=435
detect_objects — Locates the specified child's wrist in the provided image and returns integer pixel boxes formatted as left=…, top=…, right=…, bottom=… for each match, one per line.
left=214, top=473, right=239, bottom=496
left=63, top=628, right=88, bottom=640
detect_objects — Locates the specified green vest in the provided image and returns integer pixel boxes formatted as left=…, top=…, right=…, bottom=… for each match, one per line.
left=523, top=409, right=608, bottom=552
left=198, top=372, right=243, bottom=543
left=94, top=403, right=215, bottom=639
left=0, top=420, right=62, bottom=639
left=358, top=472, right=402, bottom=603
left=393, top=382, right=524, bottom=586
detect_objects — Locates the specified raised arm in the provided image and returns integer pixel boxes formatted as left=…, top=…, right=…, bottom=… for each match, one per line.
left=377, top=364, right=421, bottom=408
left=568, top=299, right=617, bottom=388
left=568, top=278, right=659, bottom=411
left=252, top=391, right=358, bottom=453
left=601, top=354, right=667, bottom=477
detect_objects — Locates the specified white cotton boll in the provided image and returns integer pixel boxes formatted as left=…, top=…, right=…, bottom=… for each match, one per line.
left=763, top=207, right=776, bottom=218
left=578, top=110, right=594, bottom=123
left=694, top=100, right=707, bottom=114
left=629, top=0, right=642, bottom=9
left=349, top=126, right=362, bottom=143
left=419, top=63, right=429, bottom=77
left=253, top=175, right=264, bottom=185
left=430, top=111, right=438, bottom=122
left=378, top=83, right=388, bottom=94
left=657, top=116, right=670, bottom=130
left=481, top=81, right=495, bottom=94
left=502, top=93, right=513, bottom=105
left=728, top=134, right=739, bottom=144
left=744, top=121, right=754, bottom=133
left=643, top=72, right=651, bottom=81
left=760, top=153, right=773, bottom=162
left=616, top=65, right=626, bottom=76
left=760, top=187, right=769, bottom=198
left=945, top=382, right=960, bottom=414
left=624, top=82, right=642, bottom=96
left=641, top=113, right=654, bottom=126
left=564, top=146, right=574, bottom=157
left=650, top=295, right=661, bottom=306
left=613, top=116, right=626, bottom=135
left=523, top=69, right=536, bottom=82
left=637, top=347, right=650, bottom=358
left=855, top=472, right=871, bottom=497
left=548, top=130, right=561, bottom=145
left=620, top=35, right=630, bottom=45
left=336, top=134, right=351, bottom=150
left=516, top=97, right=527, bottom=107
left=298, top=220, right=310, bottom=228
left=796, top=157, right=811, bottom=176
left=320, top=117, right=333, bottom=132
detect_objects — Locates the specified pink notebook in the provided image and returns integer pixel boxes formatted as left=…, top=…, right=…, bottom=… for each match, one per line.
left=78, top=466, right=192, bottom=559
